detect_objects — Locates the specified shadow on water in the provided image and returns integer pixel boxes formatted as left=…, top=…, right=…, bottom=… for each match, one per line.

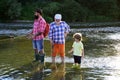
left=1, top=27, right=120, bottom=80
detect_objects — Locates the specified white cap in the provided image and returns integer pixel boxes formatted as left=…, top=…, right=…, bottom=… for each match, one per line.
left=54, top=14, right=62, bottom=19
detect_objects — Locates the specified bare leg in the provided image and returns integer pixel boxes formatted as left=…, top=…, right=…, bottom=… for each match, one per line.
left=61, top=56, right=64, bottom=64
left=50, top=56, right=57, bottom=70
left=52, top=56, right=55, bottom=64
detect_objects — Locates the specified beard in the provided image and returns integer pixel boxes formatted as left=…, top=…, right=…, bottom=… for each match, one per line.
left=34, top=15, right=39, bottom=19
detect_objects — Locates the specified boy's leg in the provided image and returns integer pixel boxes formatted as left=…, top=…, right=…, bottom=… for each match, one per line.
left=52, top=44, right=58, bottom=64
left=72, top=55, right=77, bottom=68
left=59, top=44, right=65, bottom=63
left=77, top=56, right=81, bottom=67
left=52, top=56, right=55, bottom=64
left=61, top=57, right=64, bottom=64
left=50, top=44, right=58, bottom=70
left=76, top=56, right=81, bottom=69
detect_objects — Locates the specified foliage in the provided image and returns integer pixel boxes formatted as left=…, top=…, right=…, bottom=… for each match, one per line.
left=43, top=2, right=61, bottom=22
left=0, top=0, right=120, bottom=22
left=60, top=0, right=81, bottom=22
left=0, top=0, right=22, bottom=21
left=75, top=0, right=119, bottom=22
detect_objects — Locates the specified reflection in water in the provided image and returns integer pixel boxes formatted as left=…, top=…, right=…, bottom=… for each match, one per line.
left=47, top=63, right=66, bottom=80
left=66, top=68, right=83, bottom=80
left=0, top=64, right=26, bottom=80
left=71, top=75, right=82, bottom=80
left=54, top=64, right=66, bottom=80
left=30, top=67, right=44, bottom=80
left=66, top=73, right=83, bottom=80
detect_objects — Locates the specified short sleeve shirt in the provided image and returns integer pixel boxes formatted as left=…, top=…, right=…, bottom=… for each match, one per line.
left=72, top=41, right=84, bottom=56
left=33, top=17, right=46, bottom=40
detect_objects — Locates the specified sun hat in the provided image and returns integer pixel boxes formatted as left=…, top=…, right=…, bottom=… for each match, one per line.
left=73, top=33, right=83, bottom=41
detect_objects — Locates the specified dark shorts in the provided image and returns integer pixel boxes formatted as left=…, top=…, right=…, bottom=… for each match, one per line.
left=73, top=55, right=81, bottom=64
left=32, top=39, right=43, bottom=51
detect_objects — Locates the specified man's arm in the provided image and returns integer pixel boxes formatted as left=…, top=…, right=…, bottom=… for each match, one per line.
left=64, top=21, right=70, bottom=37
left=48, top=23, right=53, bottom=44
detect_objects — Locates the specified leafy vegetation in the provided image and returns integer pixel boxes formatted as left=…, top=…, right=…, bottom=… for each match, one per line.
left=0, top=0, right=120, bottom=22
left=0, top=0, right=22, bottom=21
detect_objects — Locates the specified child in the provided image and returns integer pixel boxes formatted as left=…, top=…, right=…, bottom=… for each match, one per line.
left=68, top=33, right=84, bottom=69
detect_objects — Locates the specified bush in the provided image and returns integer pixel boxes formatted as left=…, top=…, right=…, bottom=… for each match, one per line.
left=0, top=0, right=22, bottom=21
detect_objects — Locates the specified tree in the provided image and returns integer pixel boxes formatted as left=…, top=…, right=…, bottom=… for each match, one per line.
left=75, top=0, right=119, bottom=21
left=43, top=2, right=61, bottom=22
left=59, top=0, right=81, bottom=22
left=0, top=0, right=22, bottom=21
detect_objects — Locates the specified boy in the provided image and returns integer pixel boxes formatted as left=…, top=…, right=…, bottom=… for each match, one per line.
left=68, top=33, right=84, bottom=69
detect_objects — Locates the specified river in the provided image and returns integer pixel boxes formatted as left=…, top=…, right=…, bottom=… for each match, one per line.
left=0, top=26, right=120, bottom=80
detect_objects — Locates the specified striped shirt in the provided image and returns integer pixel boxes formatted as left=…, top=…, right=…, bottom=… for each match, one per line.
left=32, top=17, right=46, bottom=40
left=48, top=21, right=70, bottom=44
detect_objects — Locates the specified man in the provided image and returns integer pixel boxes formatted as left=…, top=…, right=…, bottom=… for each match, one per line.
left=30, top=9, right=46, bottom=63
left=48, top=14, right=70, bottom=64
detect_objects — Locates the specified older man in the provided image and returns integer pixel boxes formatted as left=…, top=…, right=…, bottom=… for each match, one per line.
left=49, top=14, right=70, bottom=64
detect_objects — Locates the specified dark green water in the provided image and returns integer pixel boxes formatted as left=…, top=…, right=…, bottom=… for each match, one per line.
left=0, top=27, right=120, bottom=80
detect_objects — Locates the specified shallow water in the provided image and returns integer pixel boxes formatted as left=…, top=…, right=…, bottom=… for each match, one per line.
left=0, top=27, right=120, bottom=80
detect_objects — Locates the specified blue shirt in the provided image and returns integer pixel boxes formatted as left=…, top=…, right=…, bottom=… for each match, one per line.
left=48, top=21, right=70, bottom=44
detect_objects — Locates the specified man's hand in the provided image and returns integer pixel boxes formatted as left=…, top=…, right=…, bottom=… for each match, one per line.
left=35, top=32, right=42, bottom=36
left=26, top=33, right=33, bottom=39
left=50, top=40, right=53, bottom=45
left=28, top=32, right=42, bottom=39
left=64, top=32, right=68, bottom=38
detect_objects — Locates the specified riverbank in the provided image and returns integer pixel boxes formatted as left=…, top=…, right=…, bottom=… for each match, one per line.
left=1, top=26, right=120, bottom=40
left=1, top=21, right=120, bottom=29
